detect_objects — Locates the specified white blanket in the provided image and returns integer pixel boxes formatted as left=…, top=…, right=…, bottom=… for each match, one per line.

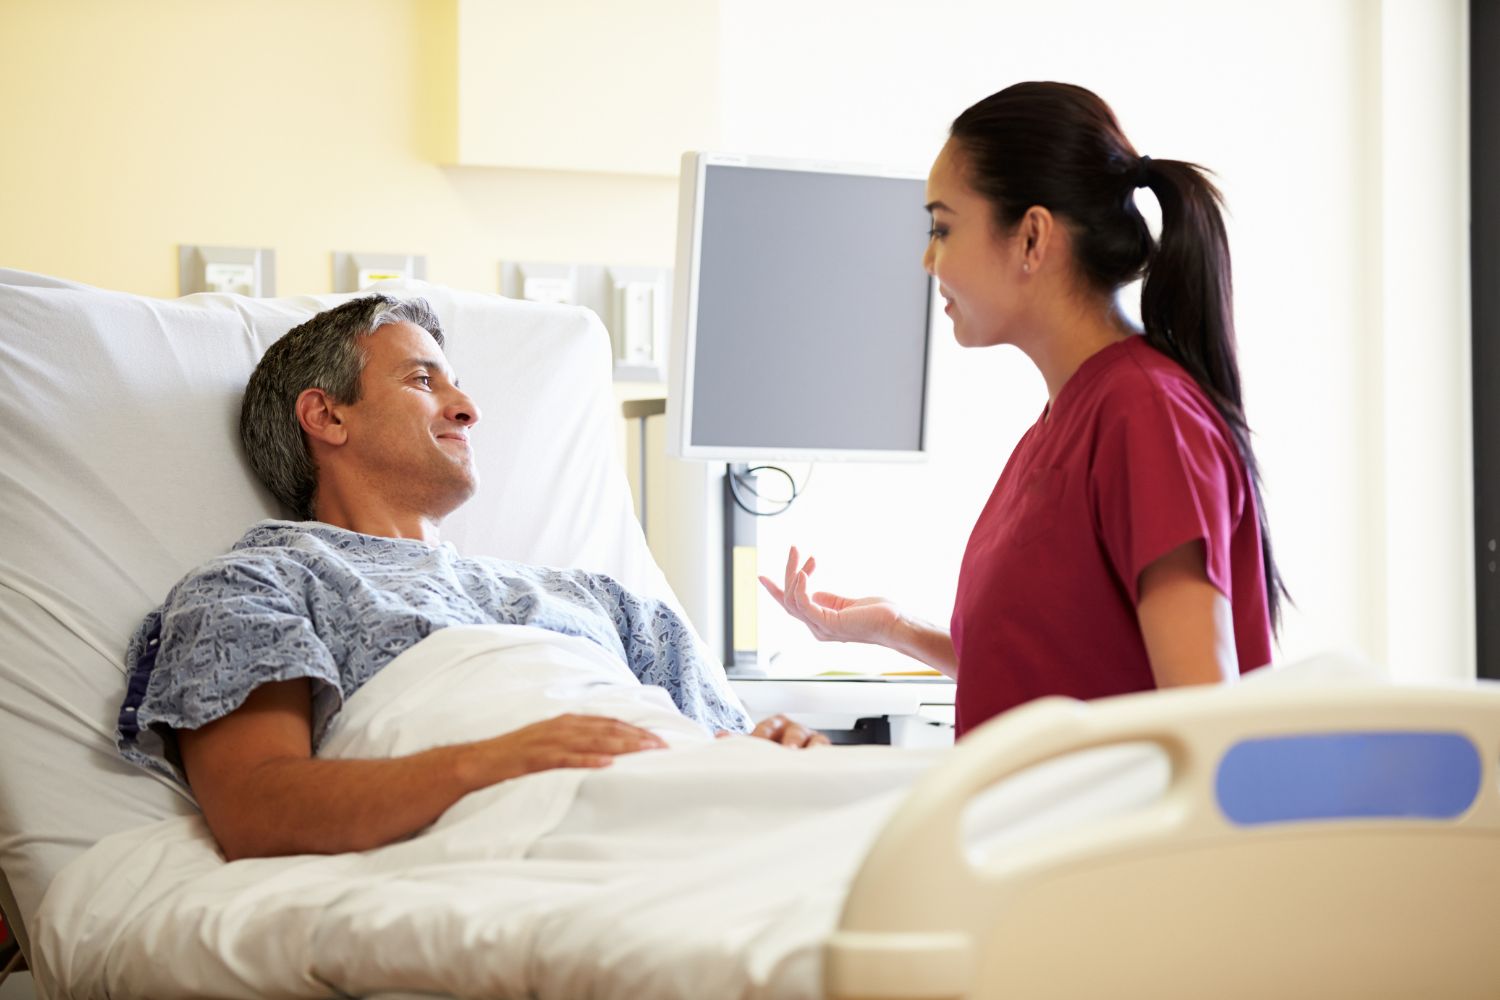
left=33, top=626, right=950, bottom=999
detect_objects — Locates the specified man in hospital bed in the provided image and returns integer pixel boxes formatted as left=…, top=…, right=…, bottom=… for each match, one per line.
left=114, top=293, right=826, bottom=862
left=35, top=283, right=1493, bottom=1000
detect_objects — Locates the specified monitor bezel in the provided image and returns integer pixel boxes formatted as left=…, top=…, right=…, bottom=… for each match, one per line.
left=665, top=151, right=935, bottom=463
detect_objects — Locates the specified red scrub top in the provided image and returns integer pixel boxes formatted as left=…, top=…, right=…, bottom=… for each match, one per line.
left=950, top=335, right=1273, bottom=737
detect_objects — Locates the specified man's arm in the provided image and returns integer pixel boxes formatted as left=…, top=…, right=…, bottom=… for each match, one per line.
left=178, top=678, right=666, bottom=861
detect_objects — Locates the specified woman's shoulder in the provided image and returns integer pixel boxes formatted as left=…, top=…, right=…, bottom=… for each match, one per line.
left=1091, top=336, right=1223, bottom=423
left=1078, top=337, right=1247, bottom=478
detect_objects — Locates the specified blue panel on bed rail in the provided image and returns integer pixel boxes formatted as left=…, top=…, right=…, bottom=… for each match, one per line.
left=1215, top=731, right=1482, bottom=826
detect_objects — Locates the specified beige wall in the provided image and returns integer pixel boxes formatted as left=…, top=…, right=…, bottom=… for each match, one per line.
left=0, top=0, right=683, bottom=297
left=0, top=0, right=1475, bottom=679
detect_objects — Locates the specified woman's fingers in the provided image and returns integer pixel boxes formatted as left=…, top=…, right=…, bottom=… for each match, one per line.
left=793, top=568, right=813, bottom=612
left=785, top=548, right=816, bottom=597
left=793, top=569, right=835, bottom=637
left=766, top=548, right=842, bottom=639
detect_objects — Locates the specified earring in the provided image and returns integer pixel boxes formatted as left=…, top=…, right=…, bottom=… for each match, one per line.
left=1022, top=262, right=1031, bottom=273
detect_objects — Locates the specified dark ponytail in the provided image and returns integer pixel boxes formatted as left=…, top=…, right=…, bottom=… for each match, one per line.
left=950, top=82, right=1288, bottom=628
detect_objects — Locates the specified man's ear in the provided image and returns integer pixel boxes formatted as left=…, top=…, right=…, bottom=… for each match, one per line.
left=295, top=388, right=348, bottom=447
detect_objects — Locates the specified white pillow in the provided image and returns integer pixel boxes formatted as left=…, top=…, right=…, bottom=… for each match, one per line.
left=0, top=270, right=685, bottom=956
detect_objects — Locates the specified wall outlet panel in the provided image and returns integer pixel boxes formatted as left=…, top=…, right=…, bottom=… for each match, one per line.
left=178, top=245, right=275, bottom=296
left=500, top=261, right=671, bottom=382
left=333, top=252, right=427, bottom=292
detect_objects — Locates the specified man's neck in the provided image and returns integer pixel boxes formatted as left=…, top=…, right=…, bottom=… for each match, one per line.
left=312, top=486, right=444, bottom=545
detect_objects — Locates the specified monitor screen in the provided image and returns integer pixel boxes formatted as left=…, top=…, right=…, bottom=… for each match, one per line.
left=667, top=153, right=933, bottom=462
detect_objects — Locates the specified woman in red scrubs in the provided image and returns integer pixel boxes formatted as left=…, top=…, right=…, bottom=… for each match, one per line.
left=761, top=82, right=1286, bottom=737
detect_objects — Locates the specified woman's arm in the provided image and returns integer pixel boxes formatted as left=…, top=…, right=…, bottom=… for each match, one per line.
left=884, top=613, right=959, bottom=678
left=1135, top=539, right=1238, bottom=688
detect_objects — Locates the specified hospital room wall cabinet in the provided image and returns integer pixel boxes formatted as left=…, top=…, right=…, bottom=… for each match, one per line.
left=452, top=0, right=721, bottom=176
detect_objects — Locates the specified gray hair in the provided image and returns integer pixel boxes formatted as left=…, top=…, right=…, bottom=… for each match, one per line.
left=240, top=295, right=444, bottom=520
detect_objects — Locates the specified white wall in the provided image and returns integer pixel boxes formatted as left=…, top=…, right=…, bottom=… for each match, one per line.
left=1372, top=0, right=1473, bottom=681
left=642, top=0, right=1473, bottom=679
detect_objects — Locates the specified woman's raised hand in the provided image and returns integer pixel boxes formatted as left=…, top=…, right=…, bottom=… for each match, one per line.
left=758, top=546, right=901, bottom=647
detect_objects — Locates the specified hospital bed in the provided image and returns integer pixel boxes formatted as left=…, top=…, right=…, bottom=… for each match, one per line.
left=0, top=268, right=1497, bottom=998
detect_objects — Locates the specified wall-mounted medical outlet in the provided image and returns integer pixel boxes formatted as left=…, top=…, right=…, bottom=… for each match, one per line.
left=178, top=245, right=275, bottom=296
left=333, top=252, right=427, bottom=292
left=500, top=261, right=671, bottom=382
left=607, top=265, right=670, bottom=382
left=500, top=261, right=584, bottom=305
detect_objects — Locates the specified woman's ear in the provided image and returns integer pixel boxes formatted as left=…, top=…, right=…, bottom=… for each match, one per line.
left=1019, top=205, right=1055, bottom=272
left=296, top=388, right=347, bottom=447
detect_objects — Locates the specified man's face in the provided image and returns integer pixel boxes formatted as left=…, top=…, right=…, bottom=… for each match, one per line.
left=337, top=320, right=481, bottom=519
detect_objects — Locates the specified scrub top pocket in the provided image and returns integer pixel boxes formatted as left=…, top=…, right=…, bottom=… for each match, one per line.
left=1011, top=466, right=1065, bottom=547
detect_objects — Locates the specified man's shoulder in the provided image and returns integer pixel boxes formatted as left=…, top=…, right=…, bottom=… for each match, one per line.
left=221, top=519, right=399, bottom=567
left=167, top=521, right=348, bottom=595
left=230, top=518, right=339, bottom=554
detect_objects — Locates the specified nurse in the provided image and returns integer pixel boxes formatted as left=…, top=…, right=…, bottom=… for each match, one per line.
left=760, top=82, right=1285, bottom=737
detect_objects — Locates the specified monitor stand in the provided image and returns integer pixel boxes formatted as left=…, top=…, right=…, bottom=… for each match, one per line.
left=722, top=463, right=765, bottom=676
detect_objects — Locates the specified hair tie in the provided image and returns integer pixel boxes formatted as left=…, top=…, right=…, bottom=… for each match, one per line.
left=1133, top=155, right=1153, bottom=188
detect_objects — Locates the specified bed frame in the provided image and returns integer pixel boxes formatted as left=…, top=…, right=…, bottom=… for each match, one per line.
left=827, top=680, right=1500, bottom=999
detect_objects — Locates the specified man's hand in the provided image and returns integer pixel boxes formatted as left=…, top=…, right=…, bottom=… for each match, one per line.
left=459, top=713, right=668, bottom=785
left=719, top=713, right=830, bottom=748
left=179, top=681, right=668, bottom=860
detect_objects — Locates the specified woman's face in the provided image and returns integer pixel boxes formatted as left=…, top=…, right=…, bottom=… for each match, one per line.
left=923, top=140, right=1027, bottom=348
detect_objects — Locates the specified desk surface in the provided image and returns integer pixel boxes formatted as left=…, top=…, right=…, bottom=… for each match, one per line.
left=728, top=674, right=953, bottom=684
left=728, top=675, right=956, bottom=719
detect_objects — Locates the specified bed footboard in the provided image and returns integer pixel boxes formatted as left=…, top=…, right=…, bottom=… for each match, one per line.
left=825, top=681, right=1500, bottom=1000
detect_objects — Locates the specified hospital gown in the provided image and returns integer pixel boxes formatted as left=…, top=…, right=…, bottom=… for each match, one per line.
left=117, top=519, right=750, bottom=784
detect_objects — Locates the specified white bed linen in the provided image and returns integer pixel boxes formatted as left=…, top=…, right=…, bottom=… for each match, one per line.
left=34, top=634, right=1373, bottom=998
left=32, top=626, right=945, bottom=999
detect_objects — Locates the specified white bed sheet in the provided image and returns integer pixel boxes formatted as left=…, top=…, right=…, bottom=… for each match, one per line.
left=31, top=623, right=1409, bottom=999
left=33, top=625, right=948, bottom=999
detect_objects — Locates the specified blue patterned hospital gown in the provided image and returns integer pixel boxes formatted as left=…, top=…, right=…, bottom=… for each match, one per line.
left=117, top=520, right=751, bottom=784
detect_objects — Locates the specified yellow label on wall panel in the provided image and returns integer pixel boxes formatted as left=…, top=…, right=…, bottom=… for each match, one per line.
left=732, top=545, right=758, bottom=653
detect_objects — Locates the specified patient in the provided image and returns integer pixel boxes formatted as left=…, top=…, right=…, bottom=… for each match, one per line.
left=116, top=295, right=824, bottom=861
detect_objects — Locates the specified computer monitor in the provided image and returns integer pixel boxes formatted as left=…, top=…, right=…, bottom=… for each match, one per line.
left=666, top=152, right=934, bottom=462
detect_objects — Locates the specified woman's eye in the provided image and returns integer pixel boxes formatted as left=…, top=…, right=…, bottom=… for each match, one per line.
left=927, top=226, right=948, bottom=241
